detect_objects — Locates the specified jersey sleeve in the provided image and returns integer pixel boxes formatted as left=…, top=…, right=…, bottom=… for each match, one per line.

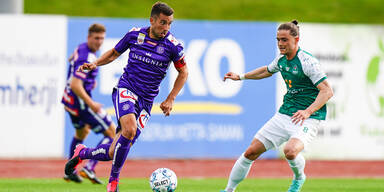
left=173, top=44, right=185, bottom=69
left=302, top=57, right=327, bottom=86
left=72, top=48, right=89, bottom=80
left=114, top=30, right=136, bottom=54
left=267, top=55, right=283, bottom=73
left=168, top=34, right=186, bottom=69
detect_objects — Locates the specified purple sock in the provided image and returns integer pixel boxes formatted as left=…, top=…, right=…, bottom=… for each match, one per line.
left=69, top=137, right=83, bottom=159
left=109, top=135, right=132, bottom=182
left=85, top=136, right=113, bottom=171
left=79, top=144, right=112, bottom=161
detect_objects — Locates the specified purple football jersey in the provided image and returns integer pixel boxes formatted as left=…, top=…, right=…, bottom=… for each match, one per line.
left=62, top=43, right=98, bottom=108
left=114, top=27, right=185, bottom=103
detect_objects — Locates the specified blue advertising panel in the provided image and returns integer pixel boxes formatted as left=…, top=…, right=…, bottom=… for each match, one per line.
left=65, top=17, right=278, bottom=158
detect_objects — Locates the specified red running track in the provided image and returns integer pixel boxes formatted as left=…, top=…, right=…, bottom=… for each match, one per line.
left=1, top=159, right=384, bottom=178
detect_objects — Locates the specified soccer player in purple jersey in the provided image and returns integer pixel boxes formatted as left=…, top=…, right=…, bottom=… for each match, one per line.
left=62, top=23, right=116, bottom=184
left=64, top=2, right=188, bottom=192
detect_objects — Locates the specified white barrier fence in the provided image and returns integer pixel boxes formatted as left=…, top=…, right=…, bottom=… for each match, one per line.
left=0, top=15, right=67, bottom=158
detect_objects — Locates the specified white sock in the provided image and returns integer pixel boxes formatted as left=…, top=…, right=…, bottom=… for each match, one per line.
left=287, top=153, right=306, bottom=180
left=225, top=153, right=254, bottom=192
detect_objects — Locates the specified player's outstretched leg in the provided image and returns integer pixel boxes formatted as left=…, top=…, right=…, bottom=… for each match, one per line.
left=80, top=136, right=113, bottom=184
left=65, top=140, right=114, bottom=184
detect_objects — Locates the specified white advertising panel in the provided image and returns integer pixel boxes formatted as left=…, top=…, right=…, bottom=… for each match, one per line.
left=277, top=24, right=384, bottom=159
left=0, top=15, right=67, bottom=157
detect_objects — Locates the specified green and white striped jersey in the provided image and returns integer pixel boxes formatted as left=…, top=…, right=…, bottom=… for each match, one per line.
left=267, top=48, right=327, bottom=120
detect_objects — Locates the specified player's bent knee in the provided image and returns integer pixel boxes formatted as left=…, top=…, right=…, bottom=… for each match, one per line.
left=244, top=147, right=263, bottom=160
left=244, top=139, right=266, bottom=160
left=244, top=150, right=257, bottom=160
left=284, top=148, right=298, bottom=160
left=121, top=126, right=137, bottom=140
left=119, top=114, right=137, bottom=139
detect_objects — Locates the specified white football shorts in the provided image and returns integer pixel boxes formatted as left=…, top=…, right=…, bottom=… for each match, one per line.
left=254, top=112, right=323, bottom=150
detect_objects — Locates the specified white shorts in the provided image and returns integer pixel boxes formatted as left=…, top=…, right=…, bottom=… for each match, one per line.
left=255, top=112, right=322, bottom=150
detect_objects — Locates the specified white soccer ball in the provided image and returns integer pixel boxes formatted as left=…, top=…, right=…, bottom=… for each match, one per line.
left=149, top=168, right=177, bottom=192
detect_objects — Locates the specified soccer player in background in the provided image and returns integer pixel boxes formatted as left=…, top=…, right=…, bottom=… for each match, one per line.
left=64, top=2, right=188, bottom=192
left=62, top=23, right=116, bottom=184
left=221, top=20, right=333, bottom=192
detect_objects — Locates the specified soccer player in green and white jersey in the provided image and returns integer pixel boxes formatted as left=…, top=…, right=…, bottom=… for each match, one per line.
left=221, top=20, right=333, bottom=192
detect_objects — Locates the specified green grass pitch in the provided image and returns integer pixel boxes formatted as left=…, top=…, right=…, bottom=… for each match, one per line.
left=0, top=178, right=383, bottom=192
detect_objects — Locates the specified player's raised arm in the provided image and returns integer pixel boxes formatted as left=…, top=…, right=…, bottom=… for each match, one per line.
left=223, top=66, right=273, bottom=81
left=78, top=48, right=121, bottom=72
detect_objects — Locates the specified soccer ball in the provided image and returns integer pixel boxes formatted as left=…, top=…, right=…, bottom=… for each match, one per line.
left=149, top=168, right=177, bottom=192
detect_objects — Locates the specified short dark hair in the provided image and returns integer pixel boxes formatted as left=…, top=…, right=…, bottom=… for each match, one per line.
left=278, top=20, right=299, bottom=37
left=88, top=23, right=106, bottom=35
left=150, top=1, right=174, bottom=17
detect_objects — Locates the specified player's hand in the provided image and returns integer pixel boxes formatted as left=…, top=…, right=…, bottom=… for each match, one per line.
left=89, top=101, right=103, bottom=114
left=291, top=109, right=311, bottom=125
left=78, top=62, right=97, bottom=72
left=160, top=99, right=174, bottom=116
left=223, top=72, right=240, bottom=81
